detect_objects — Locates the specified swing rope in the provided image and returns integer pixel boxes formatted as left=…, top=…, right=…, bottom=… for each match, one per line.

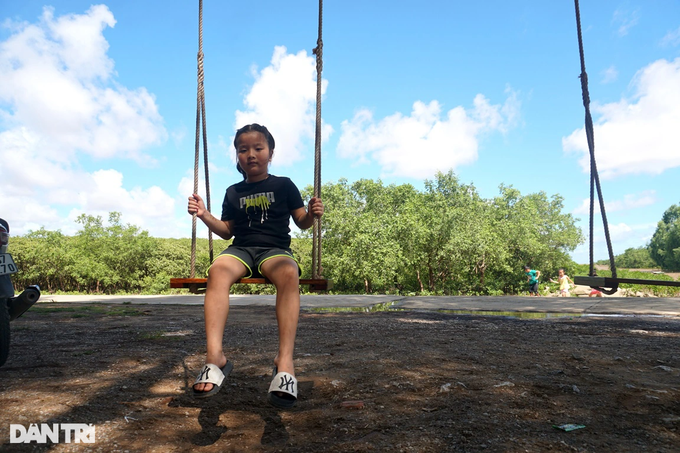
left=190, top=0, right=214, bottom=278
left=311, top=0, right=324, bottom=280
left=573, top=0, right=618, bottom=294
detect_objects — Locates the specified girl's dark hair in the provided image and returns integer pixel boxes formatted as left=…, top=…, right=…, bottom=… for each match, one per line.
left=234, top=123, right=275, bottom=179
left=234, top=123, right=275, bottom=150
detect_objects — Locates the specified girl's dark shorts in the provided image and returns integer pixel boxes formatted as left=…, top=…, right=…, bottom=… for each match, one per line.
left=211, top=246, right=300, bottom=278
left=529, top=282, right=539, bottom=294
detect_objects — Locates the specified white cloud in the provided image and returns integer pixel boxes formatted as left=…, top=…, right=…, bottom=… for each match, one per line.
left=234, top=46, right=333, bottom=166
left=29, top=168, right=177, bottom=236
left=0, top=5, right=173, bottom=236
left=337, top=89, right=520, bottom=178
left=612, top=8, right=639, bottom=37
left=0, top=6, right=166, bottom=162
left=601, top=65, right=618, bottom=84
left=660, top=26, right=680, bottom=47
left=573, top=190, right=657, bottom=215
left=170, top=125, right=187, bottom=149
left=84, top=169, right=173, bottom=216
left=571, top=221, right=657, bottom=264
left=562, top=58, right=680, bottom=179
left=596, top=222, right=657, bottom=249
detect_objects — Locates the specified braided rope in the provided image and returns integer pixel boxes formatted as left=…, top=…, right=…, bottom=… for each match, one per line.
left=311, top=0, right=324, bottom=279
left=574, top=0, right=618, bottom=294
left=190, top=3, right=201, bottom=278
left=200, top=80, right=214, bottom=262
left=191, top=0, right=213, bottom=277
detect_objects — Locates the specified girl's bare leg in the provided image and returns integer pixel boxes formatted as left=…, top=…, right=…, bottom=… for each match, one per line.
left=260, top=256, right=300, bottom=377
left=194, top=256, right=246, bottom=393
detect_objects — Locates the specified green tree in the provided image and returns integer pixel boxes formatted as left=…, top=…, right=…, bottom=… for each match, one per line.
left=308, top=173, right=583, bottom=295
left=11, top=228, right=74, bottom=292
left=411, top=171, right=487, bottom=293
left=490, top=185, right=583, bottom=293
left=649, top=204, right=680, bottom=271
left=71, top=212, right=155, bottom=293
left=307, top=178, right=415, bottom=293
left=613, top=247, right=656, bottom=269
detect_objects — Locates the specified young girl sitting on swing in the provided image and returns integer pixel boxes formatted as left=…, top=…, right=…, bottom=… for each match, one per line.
left=187, top=123, right=324, bottom=408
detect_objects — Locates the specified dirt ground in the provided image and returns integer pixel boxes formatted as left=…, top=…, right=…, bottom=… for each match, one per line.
left=1, top=303, right=679, bottom=452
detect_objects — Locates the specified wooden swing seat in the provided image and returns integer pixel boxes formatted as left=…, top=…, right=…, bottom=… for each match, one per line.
left=170, top=277, right=331, bottom=293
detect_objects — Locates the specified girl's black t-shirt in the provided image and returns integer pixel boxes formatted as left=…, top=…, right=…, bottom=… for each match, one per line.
left=221, top=175, right=304, bottom=248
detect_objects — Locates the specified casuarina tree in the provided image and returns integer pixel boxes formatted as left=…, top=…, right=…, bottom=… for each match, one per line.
left=649, top=204, right=680, bottom=271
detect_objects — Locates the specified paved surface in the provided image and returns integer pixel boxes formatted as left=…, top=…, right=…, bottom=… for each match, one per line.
left=37, top=294, right=680, bottom=316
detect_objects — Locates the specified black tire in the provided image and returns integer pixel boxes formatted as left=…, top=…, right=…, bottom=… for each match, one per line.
left=0, top=298, right=9, bottom=367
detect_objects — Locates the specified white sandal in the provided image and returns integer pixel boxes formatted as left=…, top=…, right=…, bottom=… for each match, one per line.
left=192, top=361, right=233, bottom=399
left=267, top=367, right=298, bottom=408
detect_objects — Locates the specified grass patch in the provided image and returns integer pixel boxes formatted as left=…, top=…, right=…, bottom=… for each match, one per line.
left=28, top=305, right=106, bottom=315
left=106, top=307, right=145, bottom=316
left=439, top=310, right=582, bottom=319
left=307, top=301, right=397, bottom=313
left=26, top=304, right=145, bottom=317
left=138, top=331, right=177, bottom=341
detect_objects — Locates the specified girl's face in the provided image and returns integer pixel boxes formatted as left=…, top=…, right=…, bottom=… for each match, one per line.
left=558, top=269, right=565, bottom=277
left=236, top=131, right=273, bottom=183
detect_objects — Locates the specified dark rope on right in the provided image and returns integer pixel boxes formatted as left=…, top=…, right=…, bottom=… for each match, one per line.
left=574, top=0, right=618, bottom=294
left=311, top=0, right=324, bottom=279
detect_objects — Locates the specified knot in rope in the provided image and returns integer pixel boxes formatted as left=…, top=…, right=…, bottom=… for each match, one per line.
left=579, top=72, right=590, bottom=106
left=313, top=39, right=323, bottom=72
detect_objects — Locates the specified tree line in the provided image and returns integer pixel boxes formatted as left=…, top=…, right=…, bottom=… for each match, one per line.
left=598, top=203, right=680, bottom=272
left=301, top=172, right=582, bottom=294
left=10, top=172, right=587, bottom=295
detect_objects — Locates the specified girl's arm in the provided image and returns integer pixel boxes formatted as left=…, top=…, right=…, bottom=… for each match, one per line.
left=292, top=197, right=324, bottom=230
left=188, top=194, right=234, bottom=240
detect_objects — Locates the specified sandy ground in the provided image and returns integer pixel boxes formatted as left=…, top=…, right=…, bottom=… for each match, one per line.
left=1, top=302, right=679, bottom=452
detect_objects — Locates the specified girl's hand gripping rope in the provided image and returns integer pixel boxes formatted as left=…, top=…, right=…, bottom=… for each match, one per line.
left=308, top=197, right=324, bottom=218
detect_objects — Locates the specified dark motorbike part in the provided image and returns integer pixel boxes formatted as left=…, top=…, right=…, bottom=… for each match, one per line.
left=8, top=285, right=41, bottom=321
left=0, top=273, right=13, bottom=298
left=0, top=297, right=9, bottom=367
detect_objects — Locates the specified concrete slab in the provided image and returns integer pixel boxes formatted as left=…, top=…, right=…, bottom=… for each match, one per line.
left=396, top=296, right=680, bottom=316
left=38, top=294, right=207, bottom=305
left=585, top=297, right=680, bottom=316
left=37, top=294, right=404, bottom=309
left=395, top=296, right=598, bottom=313
left=35, top=294, right=680, bottom=316
left=300, top=295, right=403, bottom=308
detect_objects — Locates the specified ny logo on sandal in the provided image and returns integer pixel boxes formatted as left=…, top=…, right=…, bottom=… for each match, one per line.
left=198, top=366, right=211, bottom=381
left=278, top=375, right=296, bottom=392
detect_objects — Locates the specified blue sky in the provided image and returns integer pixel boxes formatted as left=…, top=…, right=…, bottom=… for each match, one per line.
left=1, top=1, right=679, bottom=265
